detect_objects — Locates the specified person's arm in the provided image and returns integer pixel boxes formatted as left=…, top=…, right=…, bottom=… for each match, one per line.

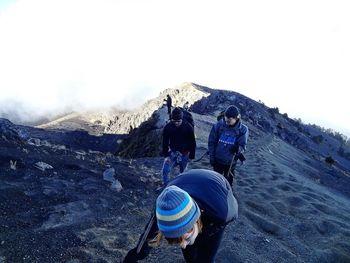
left=123, top=212, right=158, bottom=263
left=162, top=126, right=170, bottom=157
left=230, top=125, right=248, bottom=164
left=238, top=125, right=249, bottom=152
left=188, top=125, right=196, bottom=160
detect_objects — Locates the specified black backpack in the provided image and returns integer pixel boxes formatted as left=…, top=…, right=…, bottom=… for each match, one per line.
left=217, top=110, right=225, bottom=121
left=180, top=107, right=194, bottom=128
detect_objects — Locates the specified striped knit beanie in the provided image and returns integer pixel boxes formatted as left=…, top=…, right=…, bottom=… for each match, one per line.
left=156, top=185, right=201, bottom=238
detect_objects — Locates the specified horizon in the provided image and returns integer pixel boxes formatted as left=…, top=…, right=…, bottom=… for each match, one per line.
left=1, top=0, right=349, bottom=137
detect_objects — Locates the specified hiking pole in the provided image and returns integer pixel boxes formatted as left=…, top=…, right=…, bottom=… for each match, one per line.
left=135, top=184, right=165, bottom=254
left=193, top=150, right=209, bottom=163
left=228, top=152, right=246, bottom=186
left=229, top=154, right=237, bottom=171
left=136, top=211, right=156, bottom=253
left=228, top=153, right=238, bottom=181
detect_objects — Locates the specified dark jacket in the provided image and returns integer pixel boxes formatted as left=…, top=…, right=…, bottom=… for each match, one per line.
left=167, top=97, right=172, bottom=107
left=128, top=169, right=238, bottom=262
left=208, top=119, right=248, bottom=165
left=162, top=121, right=196, bottom=159
left=168, top=169, right=238, bottom=224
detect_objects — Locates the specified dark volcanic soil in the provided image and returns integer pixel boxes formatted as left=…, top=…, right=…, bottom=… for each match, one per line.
left=1, top=98, right=350, bottom=263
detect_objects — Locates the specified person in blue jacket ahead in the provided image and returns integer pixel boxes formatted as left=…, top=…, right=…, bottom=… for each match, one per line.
left=208, top=105, right=249, bottom=186
left=123, top=169, right=238, bottom=263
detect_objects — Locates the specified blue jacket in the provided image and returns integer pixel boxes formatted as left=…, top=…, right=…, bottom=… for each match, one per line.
left=208, top=119, right=248, bottom=165
left=168, top=169, right=238, bottom=225
left=131, top=169, right=238, bottom=261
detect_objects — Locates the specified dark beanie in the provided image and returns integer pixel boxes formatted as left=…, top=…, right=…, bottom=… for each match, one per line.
left=171, top=107, right=183, bottom=121
left=224, top=105, right=240, bottom=118
left=156, top=185, right=201, bottom=238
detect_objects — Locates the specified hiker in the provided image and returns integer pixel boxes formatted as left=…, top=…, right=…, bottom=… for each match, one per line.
left=180, top=106, right=195, bottom=128
left=183, top=101, right=190, bottom=111
left=123, top=169, right=238, bottom=263
left=161, top=107, right=196, bottom=185
left=164, top=94, right=172, bottom=119
left=208, top=105, right=249, bottom=186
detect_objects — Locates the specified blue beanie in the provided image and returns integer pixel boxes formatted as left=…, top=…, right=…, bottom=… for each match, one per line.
left=156, top=185, right=201, bottom=238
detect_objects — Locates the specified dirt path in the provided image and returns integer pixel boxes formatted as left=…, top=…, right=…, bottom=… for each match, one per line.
left=220, top=133, right=350, bottom=263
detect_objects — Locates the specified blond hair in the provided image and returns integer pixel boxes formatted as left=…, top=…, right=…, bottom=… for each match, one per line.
left=148, top=218, right=203, bottom=247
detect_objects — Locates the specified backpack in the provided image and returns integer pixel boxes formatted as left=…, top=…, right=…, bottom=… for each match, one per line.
left=179, top=107, right=194, bottom=128
left=217, top=110, right=225, bottom=121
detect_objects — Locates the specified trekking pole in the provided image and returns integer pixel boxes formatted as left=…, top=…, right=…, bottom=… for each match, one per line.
left=229, top=154, right=236, bottom=170
left=228, top=153, right=238, bottom=180
left=228, top=152, right=246, bottom=187
left=229, top=151, right=243, bottom=186
left=192, top=150, right=209, bottom=162
left=136, top=211, right=156, bottom=253
left=135, top=185, right=164, bottom=254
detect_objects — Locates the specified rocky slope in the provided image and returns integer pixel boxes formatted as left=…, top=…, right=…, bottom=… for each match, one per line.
left=117, top=83, right=350, bottom=176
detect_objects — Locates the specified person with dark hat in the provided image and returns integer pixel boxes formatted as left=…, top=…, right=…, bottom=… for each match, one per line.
left=161, top=107, right=196, bottom=185
left=208, top=105, right=249, bottom=186
left=123, top=169, right=238, bottom=263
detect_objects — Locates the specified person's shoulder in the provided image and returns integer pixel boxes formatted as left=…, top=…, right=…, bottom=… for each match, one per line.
left=164, top=121, right=173, bottom=130
left=236, top=121, right=248, bottom=135
left=210, top=120, right=224, bottom=134
left=240, top=122, right=248, bottom=131
left=182, top=121, right=194, bottom=131
left=215, top=119, right=226, bottom=130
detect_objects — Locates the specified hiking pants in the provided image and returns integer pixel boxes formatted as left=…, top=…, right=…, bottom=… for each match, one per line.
left=167, top=106, right=171, bottom=118
left=181, top=224, right=226, bottom=263
left=213, top=162, right=235, bottom=187
left=161, top=151, right=189, bottom=185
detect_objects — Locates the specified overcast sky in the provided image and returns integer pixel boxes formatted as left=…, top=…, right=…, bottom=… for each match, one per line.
left=0, top=0, right=349, bottom=136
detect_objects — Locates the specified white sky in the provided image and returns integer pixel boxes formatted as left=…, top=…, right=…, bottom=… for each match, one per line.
left=0, top=0, right=349, bottom=136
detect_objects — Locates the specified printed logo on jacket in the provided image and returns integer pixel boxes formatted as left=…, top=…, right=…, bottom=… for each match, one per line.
left=218, top=134, right=236, bottom=146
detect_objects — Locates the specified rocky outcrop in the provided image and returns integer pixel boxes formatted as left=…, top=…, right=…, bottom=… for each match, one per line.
left=0, top=118, right=22, bottom=143
left=118, top=107, right=168, bottom=158
left=105, top=82, right=210, bottom=134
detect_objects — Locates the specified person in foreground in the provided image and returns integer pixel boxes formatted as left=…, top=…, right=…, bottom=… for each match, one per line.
left=123, top=169, right=238, bottom=263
